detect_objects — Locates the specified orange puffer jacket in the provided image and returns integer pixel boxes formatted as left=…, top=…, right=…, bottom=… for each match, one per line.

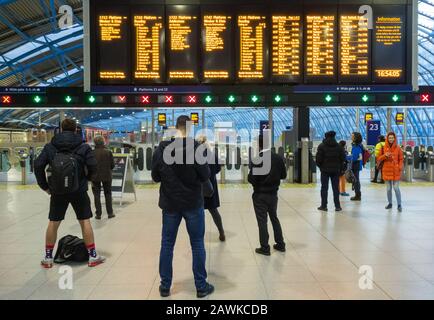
left=377, top=132, right=403, bottom=181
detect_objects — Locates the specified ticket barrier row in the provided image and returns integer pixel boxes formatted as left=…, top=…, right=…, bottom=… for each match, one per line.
left=0, top=145, right=44, bottom=184
left=400, top=150, right=434, bottom=182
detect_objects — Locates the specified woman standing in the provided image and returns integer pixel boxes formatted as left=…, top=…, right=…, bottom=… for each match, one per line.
left=377, top=132, right=403, bottom=212
left=197, top=136, right=226, bottom=241
left=338, top=140, right=351, bottom=197
left=350, top=132, right=364, bottom=201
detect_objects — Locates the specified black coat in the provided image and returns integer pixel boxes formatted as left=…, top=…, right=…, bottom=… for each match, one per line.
left=204, top=151, right=221, bottom=210
left=248, top=150, right=287, bottom=194
left=151, top=137, right=211, bottom=212
left=315, top=137, right=346, bottom=174
left=34, top=131, right=97, bottom=193
left=92, top=146, right=114, bottom=182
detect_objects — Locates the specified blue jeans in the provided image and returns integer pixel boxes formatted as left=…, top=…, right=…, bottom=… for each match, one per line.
left=387, top=181, right=402, bottom=206
left=159, top=207, right=207, bottom=290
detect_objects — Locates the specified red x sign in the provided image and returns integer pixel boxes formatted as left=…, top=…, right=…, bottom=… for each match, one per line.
left=421, top=94, right=431, bottom=103
left=165, top=95, right=173, bottom=103
left=188, top=96, right=197, bottom=103
left=141, top=95, right=150, bottom=104
left=1, top=96, right=11, bottom=104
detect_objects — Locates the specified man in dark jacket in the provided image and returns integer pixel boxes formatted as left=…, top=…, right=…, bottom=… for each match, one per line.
left=248, top=135, right=287, bottom=256
left=316, top=131, right=346, bottom=212
left=92, top=136, right=115, bottom=219
left=151, top=115, right=214, bottom=298
left=34, top=119, right=105, bottom=268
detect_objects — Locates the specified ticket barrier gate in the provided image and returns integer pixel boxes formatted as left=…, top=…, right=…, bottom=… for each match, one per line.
left=427, top=151, right=434, bottom=182
left=286, top=152, right=295, bottom=183
left=402, top=151, right=414, bottom=182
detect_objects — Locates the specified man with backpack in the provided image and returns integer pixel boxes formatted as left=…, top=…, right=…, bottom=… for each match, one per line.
left=34, top=119, right=106, bottom=268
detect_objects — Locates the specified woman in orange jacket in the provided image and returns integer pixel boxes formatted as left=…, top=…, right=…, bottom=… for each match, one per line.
left=377, top=132, right=403, bottom=212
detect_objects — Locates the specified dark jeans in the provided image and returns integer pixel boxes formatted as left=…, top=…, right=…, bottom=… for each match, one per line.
left=160, top=207, right=207, bottom=290
left=252, top=193, right=285, bottom=250
left=353, top=169, right=361, bottom=195
left=320, top=172, right=341, bottom=209
left=91, top=181, right=113, bottom=216
left=208, top=208, right=225, bottom=235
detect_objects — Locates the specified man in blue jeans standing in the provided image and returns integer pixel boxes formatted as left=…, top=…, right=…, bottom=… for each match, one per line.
left=151, top=115, right=214, bottom=298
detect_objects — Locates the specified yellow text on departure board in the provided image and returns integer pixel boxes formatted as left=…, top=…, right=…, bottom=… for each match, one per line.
left=168, top=15, right=197, bottom=51
left=376, top=17, right=403, bottom=46
left=99, top=15, right=127, bottom=41
left=306, top=15, right=335, bottom=76
left=238, top=15, right=267, bottom=79
left=271, top=15, right=301, bottom=77
left=134, top=15, right=163, bottom=79
left=340, top=15, right=369, bottom=76
left=99, top=71, right=126, bottom=79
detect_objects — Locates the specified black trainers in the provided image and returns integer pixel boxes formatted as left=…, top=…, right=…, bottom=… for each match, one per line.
left=273, top=244, right=286, bottom=252
left=95, top=215, right=101, bottom=220
left=350, top=195, right=361, bottom=201
left=385, top=203, right=392, bottom=209
left=159, top=285, right=170, bottom=297
left=108, top=214, right=116, bottom=219
left=255, top=247, right=271, bottom=256
left=397, top=205, right=402, bottom=212
left=317, top=206, right=328, bottom=212
left=335, top=207, right=343, bottom=212
left=197, top=283, right=215, bottom=298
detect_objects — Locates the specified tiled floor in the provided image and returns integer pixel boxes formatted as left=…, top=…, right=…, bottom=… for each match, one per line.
left=0, top=180, right=433, bottom=300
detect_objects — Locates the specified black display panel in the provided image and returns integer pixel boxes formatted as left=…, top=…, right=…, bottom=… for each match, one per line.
left=132, top=5, right=165, bottom=84
left=304, top=6, right=338, bottom=84
left=96, top=6, right=131, bottom=84
left=235, top=7, right=269, bottom=83
left=338, top=5, right=371, bottom=84
left=270, top=5, right=303, bottom=83
left=166, top=5, right=199, bottom=84
left=373, top=5, right=406, bottom=84
left=201, top=6, right=234, bottom=84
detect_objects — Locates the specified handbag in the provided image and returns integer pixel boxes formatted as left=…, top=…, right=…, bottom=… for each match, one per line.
left=202, top=179, right=214, bottom=198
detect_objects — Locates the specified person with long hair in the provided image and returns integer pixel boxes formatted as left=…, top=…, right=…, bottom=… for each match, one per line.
left=371, top=135, right=386, bottom=184
left=377, top=132, right=403, bottom=212
left=350, top=132, right=364, bottom=201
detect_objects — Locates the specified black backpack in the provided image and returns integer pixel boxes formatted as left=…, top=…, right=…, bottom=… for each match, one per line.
left=54, top=235, right=89, bottom=264
left=47, top=146, right=80, bottom=195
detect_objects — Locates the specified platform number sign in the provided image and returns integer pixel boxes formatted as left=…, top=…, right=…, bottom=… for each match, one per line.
left=259, top=120, right=270, bottom=136
left=395, top=112, right=404, bottom=125
left=364, top=112, right=373, bottom=124
left=366, top=120, right=381, bottom=146
left=158, top=113, right=167, bottom=127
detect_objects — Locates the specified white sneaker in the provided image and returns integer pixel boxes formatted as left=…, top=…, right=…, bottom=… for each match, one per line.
left=41, top=257, right=53, bottom=269
left=88, top=255, right=106, bottom=267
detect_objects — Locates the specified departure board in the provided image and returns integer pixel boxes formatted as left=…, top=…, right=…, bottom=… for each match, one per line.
left=133, top=7, right=165, bottom=84
left=89, top=0, right=415, bottom=88
left=236, top=11, right=268, bottom=83
left=271, top=12, right=302, bottom=83
left=166, top=5, right=199, bottom=84
left=96, top=7, right=130, bottom=84
left=339, top=7, right=371, bottom=83
left=201, top=8, right=234, bottom=83
left=304, top=9, right=337, bottom=83
left=373, top=5, right=406, bottom=84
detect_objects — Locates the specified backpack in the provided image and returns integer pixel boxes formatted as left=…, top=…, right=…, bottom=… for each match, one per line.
left=362, top=148, right=371, bottom=167
left=54, top=235, right=89, bottom=264
left=47, top=146, right=80, bottom=195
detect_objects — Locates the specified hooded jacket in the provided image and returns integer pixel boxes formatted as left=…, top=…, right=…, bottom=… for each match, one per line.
left=151, top=137, right=211, bottom=212
left=316, top=137, right=346, bottom=174
left=377, top=132, right=403, bottom=181
left=34, top=131, right=97, bottom=193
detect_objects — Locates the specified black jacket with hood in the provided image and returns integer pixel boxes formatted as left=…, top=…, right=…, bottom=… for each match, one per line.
left=151, top=137, right=211, bottom=212
left=34, top=131, right=97, bottom=193
left=316, top=137, right=346, bottom=174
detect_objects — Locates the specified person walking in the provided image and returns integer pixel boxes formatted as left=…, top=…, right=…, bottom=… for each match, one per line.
left=91, top=135, right=115, bottom=219
left=197, top=136, right=226, bottom=242
left=35, top=119, right=105, bottom=268
left=371, top=135, right=386, bottom=183
left=350, top=132, right=364, bottom=201
left=338, top=140, right=351, bottom=196
left=377, top=132, right=403, bottom=212
left=151, top=115, right=214, bottom=298
left=248, top=135, right=287, bottom=256
left=316, top=131, right=346, bottom=212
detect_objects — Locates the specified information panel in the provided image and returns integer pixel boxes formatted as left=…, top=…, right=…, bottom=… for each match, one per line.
left=339, top=6, right=371, bottom=83
left=373, top=5, right=406, bottom=84
left=304, top=7, right=337, bottom=84
left=201, top=7, right=234, bottom=83
left=96, top=6, right=130, bottom=84
left=271, top=8, right=302, bottom=83
left=166, top=5, right=199, bottom=84
left=132, top=6, right=165, bottom=84
left=236, top=9, right=268, bottom=83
